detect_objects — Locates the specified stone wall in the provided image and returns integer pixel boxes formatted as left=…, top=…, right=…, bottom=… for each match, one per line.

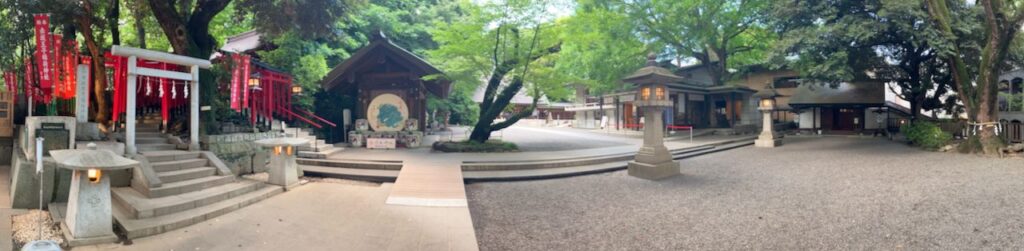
left=203, top=132, right=281, bottom=175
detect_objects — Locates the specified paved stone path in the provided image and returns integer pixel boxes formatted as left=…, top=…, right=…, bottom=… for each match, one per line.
left=387, top=158, right=467, bottom=207
left=75, top=181, right=479, bottom=251
left=467, top=136, right=1024, bottom=250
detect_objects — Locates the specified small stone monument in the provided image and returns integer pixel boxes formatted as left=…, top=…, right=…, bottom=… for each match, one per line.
left=255, top=137, right=309, bottom=190
left=50, top=143, right=138, bottom=246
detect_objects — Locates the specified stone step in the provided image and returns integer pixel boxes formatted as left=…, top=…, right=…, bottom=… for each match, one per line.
left=296, top=147, right=344, bottom=159
left=462, top=140, right=755, bottom=182
left=301, top=165, right=399, bottom=182
left=136, top=132, right=164, bottom=137
left=114, top=185, right=283, bottom=239
left=296, top=158, right=402, bottom=170
left=151, top=158, right=208, bottom=172
left=143, top=151, right=202, bottom=162
left=138, top=143, right=176, bottom=151
left=143, top=175, right=235, bottom=198
left=157, top=167, right=217, bottom=183
left=136, top=137, right=168, bottom=144
left=297, top=143, right=332, bottom=152
left=112, top=180, right=263, bottom=219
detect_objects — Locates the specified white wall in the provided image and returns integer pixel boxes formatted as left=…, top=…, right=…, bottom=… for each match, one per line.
left=798, top=109, right=821, bottom=129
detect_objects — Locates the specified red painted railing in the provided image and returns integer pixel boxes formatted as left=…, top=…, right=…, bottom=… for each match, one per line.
left=292, top=107, right=336, bottom=127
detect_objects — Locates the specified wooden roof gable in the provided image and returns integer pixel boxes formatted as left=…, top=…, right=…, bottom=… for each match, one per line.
left=321, top=32, right=451, bottom=97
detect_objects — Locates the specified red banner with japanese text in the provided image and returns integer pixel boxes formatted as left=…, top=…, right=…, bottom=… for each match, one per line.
left=25, top=57, right=33, bottom=102
left=32, top=14, right=52, bottom=94
left=230, top=53, right=241, bottom=110
left=242, top=54, right=251, bottom=110
left=53, top=34, right=63, bottom=99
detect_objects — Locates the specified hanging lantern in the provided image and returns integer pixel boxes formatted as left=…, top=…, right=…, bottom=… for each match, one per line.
left=291, top=85, right=302, bottom=94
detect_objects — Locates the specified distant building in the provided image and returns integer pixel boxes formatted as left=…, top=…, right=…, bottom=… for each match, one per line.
left=997, top=70, right=1024, bottom=143
left=571, top=62, right=918, bottom=134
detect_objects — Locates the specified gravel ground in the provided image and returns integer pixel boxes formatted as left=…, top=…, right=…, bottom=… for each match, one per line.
left=12, top=210, right=63, bottom=248
left=466, top=136, right=1024, bottom=250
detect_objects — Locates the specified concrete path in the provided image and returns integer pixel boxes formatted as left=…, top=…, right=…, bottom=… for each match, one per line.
left=386, top=158, right=467, bottom=207
left=75, top=181, right=479, bottom=251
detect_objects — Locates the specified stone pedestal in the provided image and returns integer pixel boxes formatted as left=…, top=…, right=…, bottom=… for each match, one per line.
left=628, top=107, right=679, bottom=180
left=63, top=170, right=117, bottom=244
left=255, top=138, right=309, bottom=190
left=267, top=150, right=299, bottom=190
left=756, top=109, right=781, bottom=148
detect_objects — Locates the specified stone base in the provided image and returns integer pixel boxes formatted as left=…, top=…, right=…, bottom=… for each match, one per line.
left=627, top=160, right=679, bottom=180
left=60, top=222, right=118, bottom=247
left=755, top=138, right=782, bottom=148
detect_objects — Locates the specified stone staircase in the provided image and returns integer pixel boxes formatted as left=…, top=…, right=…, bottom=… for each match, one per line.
left=284, top=125, right=343, bottom=159
left=111, top=119, right=284, bottom=239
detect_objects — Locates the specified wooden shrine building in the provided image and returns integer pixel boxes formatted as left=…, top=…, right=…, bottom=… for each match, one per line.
left=321, top=32, right=450, bottom=134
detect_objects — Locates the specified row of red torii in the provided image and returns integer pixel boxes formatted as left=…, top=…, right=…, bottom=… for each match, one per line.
left=107, top=46, right=308, bottom=155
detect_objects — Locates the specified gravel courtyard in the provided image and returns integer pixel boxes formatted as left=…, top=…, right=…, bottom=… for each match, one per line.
left=466, top=136, right=1024, bottom=250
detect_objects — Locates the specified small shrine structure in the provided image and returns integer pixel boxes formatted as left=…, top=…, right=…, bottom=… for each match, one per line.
left=321, top=32, right=450, bottom=148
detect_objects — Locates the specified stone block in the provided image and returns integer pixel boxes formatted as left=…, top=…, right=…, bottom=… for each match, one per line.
left=23, top=116, right=77, bottom=161
left=627, top=160, right=679, bottom=180
left=10, top=153, right=59, bottom=209
left=75, top=123, right=102, bottom=141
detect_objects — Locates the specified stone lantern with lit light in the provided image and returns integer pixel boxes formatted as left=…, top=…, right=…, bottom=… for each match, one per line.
left=50, top=143, right=139, bottom=246
left=620, top=53, right=682, bottom=180
left=753, top=86, right=782, bottom=147
left=255, top=137, right=310, bottom=190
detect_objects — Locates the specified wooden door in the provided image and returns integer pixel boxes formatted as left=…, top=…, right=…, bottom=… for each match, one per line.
left=834, top=108, right=860, bottom=131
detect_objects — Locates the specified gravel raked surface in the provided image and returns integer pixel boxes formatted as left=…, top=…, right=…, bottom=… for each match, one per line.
left=466, top=136, right=1024, bottom=250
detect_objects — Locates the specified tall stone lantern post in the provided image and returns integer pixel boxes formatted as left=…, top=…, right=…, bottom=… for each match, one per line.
left=754, top=87, right=782, bottom=147
left=50, top=143, right=139, bottom=246
left=621, top=53, right=683, bottom=180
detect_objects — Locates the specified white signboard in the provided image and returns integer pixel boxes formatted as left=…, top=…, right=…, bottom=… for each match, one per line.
left=76, top=65, right=90, bottom=123
left=366, top=138, right=396, bottom=149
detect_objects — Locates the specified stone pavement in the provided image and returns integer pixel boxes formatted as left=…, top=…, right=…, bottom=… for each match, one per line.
left=75, top=181, right=479, bottom=251
left=387, top=158, right=467, bottom=207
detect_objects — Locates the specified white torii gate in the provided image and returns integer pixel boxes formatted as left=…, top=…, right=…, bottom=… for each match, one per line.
left=111, top=45, right=212, bottom=155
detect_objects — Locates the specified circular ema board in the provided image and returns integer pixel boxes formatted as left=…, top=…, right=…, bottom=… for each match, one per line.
left=367, top=93, right=408, bottom=132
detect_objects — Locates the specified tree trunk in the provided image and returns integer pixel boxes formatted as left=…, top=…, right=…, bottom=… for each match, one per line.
left=134, top=9, right=146, bottom=49
left=107, top=0, right=120, bottom=46
left=76, top=0, right=110, bottom=127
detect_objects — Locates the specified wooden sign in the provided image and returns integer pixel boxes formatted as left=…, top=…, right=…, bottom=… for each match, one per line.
left=366, top=138, right=396, bottom=149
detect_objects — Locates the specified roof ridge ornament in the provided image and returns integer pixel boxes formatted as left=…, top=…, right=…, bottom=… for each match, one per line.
left=371, top=30, right=389, bottom=42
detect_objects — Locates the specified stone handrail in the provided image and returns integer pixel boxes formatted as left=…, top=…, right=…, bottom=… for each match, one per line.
left=130, top=155, right=162, bottom=189
left=200, top=151, right=234, bottom=176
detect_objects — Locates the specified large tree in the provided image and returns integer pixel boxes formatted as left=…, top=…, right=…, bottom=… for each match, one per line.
left=428, top=0, right=566, bottom=143
left=624, top=0, right=773, bottom=86
left=770, top=0, right=960, bottom=120
left=925, top=0, right=1019, bottom=154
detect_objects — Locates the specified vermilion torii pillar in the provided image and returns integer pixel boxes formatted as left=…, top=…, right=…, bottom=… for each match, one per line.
left=111, top=46, right=211, bottom=154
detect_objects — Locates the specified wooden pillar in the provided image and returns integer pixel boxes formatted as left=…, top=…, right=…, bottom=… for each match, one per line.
left=707, top=95, right=717, bottom=128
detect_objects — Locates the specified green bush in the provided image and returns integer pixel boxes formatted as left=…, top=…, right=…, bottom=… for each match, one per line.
left=900, top=121, right=953, bottom=150
left=432, top=140, right=519, bottom=152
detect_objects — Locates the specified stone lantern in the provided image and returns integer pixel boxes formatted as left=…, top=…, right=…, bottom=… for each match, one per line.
left=620, top=53, right=682, bottom=180
left=50, top=143, right=138, bottom=246
left=753, top=87, right=782, bottom=147
left=255, top=137, right=310, bottom=190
